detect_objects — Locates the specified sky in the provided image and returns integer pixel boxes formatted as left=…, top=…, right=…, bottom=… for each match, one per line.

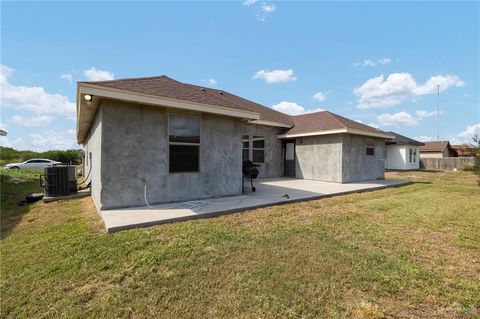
left=1, top=1, right=479, bottom=151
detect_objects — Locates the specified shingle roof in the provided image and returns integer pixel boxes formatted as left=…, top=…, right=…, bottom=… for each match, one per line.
left=283, top=111, right=388, bottom=136
left=386, top=132, right=425, bottom=146
left=419, top=141, right=451, bottom=152
left=80, top=75, right=293, bottom=127
left=79, top=75, right=391, bottom=139
left=183, top=84, right=294, bottom=126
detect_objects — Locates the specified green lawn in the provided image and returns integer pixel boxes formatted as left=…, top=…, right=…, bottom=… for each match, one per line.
left=1, top=169, right=479, bottom=318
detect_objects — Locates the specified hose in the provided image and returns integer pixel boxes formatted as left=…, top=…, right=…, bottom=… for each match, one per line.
left=143, top=179, right=155, bottom=209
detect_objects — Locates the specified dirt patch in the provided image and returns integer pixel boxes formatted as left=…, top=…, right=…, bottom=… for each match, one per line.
left=80, top=197, right=105, bottom=234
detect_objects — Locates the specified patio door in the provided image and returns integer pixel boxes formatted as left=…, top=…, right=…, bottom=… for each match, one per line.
left=284, top=140, right=295, bottom=177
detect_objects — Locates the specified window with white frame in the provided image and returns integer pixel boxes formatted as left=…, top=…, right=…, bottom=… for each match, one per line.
left=242, top=135, right=265, bottom=163
left=252, top=136, right=265, bottom=163
left=408, top=148, right=417, bottom=163
left=168, top=114, right=200, bottom=172
left=242, top=135, right=249, bottom=161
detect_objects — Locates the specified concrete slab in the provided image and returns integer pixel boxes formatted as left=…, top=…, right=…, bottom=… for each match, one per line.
left=43, top=188, right=91, bottom=203
left=101, top=178, right=408, bottom=232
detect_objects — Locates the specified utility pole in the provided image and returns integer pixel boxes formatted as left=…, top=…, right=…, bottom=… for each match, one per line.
left=437, top=84, right=440, bottom=141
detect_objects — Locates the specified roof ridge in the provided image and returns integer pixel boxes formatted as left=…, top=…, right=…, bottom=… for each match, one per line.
left=325, top=111, right=350, bottom=129
left=79, top=75, right=174, bottom=84
left=182, top=83, right=253, bottom=113
left=183, top=83, right=294, bottom=125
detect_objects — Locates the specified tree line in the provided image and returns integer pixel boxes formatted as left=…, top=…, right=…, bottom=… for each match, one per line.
left=0, top=147, right=82, bottom=165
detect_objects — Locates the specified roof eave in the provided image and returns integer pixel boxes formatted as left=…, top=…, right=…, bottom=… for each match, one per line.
left=278, top=128, right=394, bottom=139
left=247, top=119, right=293, bottom=128
left=76, top=83, right=261, bottom=144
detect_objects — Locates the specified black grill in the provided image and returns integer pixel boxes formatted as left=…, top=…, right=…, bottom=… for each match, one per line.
left=242, top=160, right=260, bottom=192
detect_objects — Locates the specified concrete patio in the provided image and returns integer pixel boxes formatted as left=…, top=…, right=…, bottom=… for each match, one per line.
left=101, top=178, right=408, bottom=232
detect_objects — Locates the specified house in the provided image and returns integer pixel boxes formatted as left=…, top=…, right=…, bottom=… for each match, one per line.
left=77, top=75, right=394, bottom=211
left=385, top=132, right=424, bottom=170
left=419, top=141, right=456, bottom=158
left=451, top=144, right=476, bottom=157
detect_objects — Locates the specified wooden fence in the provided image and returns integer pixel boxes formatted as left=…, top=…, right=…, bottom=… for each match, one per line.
left=420, top=157, right=475, bottom=171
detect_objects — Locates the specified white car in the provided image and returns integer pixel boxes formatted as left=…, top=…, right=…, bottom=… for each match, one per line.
left=4, top=158, right=61, bottom=170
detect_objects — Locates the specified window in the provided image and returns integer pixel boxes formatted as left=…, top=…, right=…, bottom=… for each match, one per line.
left=242, top=135, right=249, bottom=161
left=252, top=136, right=265, bottom=163
left=169, top=115, right=200, bottom=172
left=409, top=148, right=417, bottom=163
left=242, top=135, right=265, bottom=163
left=366, top=146, right=375, bottom=156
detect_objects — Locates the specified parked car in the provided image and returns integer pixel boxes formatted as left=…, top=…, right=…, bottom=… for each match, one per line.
left=4, top=159, right=61, bottom=170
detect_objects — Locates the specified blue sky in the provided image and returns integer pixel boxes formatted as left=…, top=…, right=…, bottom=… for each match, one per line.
left=1, top=1, right=479, bottom=151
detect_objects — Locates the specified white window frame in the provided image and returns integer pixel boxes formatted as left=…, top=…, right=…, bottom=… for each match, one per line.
left=408, top=148, right=417, bottom=164
left=168, top=114, right=201, bottom=173
left=242, top=134, right=265, bottom=164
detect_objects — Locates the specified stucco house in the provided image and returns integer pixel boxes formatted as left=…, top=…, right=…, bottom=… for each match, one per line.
left=385, top=132, right=424, bottom=170
left=77, top=75, right=393, bottom=211
left=419, top=141, right=456, bottom=158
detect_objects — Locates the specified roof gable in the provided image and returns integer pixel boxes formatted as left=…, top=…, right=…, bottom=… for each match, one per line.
left=280, top=111, right=391, bottom=138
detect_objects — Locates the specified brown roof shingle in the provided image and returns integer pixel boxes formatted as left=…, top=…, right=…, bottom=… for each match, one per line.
left=419, top=141, right=451, bottom=152
left=81, top=75, right=293, bottom=126
left=283, top=111, right=388, bottom=136
left=80, top=75, right=391, bottom=138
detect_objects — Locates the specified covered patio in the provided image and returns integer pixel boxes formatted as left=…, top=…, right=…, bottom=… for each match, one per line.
left=101, top=178, right=408, bottom=232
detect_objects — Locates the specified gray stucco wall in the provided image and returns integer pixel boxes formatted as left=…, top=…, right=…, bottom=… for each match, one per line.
left=341, top=134, right=385, bottom=182
left=295, top=135, right=343, bottom=182
left=83, top=107, right=103, bottom=210
left=242, top=124, right=284, bottom=178
left=99, top=99, right=243, bottom=209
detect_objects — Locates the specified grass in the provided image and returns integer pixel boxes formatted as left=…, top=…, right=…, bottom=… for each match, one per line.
left=1, top=169, right=479, bottom=318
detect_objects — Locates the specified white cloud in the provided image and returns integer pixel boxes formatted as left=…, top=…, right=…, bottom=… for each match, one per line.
left=416, top=110, right=444, bottom=119
left=378, top=58, right=392, bottom=65
left=377, top=111, right=419, bottom=127
left=0, top=64, right=76, bottom=118
left=271, top=101, right=324, bottom=116
left=243, top=0, right=258, bottom=6
left=261, top=2, right=276, bottom=12
left=0, top=121, right=9, bottom=130
left=84, top=67, right=114, bottom=81
left=60, top=73, right=73, bottom=83
left=11, top=115, right=55, bottom=127
left=0, top=136, right=29, bottom=150
left=355, top=119, right=379, bottom=129
left=253, top=69, right=296, bottom=84
left=202, top=78, right=218, bottom=86
left=29, top=129, right=78, bottom=151
left=377, top=109, right=445, bottom=127
left=255, top=2, right=276, bottom=22
left=451, top=123, right=480, bottom=145
left=0, top=129, right=78, bottom=151
left=415, top=135, right=434, bottom=142
left=312, top=91, right=327, bottom=102
left=354, top=73, right=464, bottom=109
left=353, top=57, right=393, bottom=67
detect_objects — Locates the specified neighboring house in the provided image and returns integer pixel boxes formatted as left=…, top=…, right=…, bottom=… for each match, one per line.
left=419, top=141, right=456, bottom=158
left=385, top=132, right=424, bottom=170
left=77, top=76, right=393, bottom=210
left=451, top=144, right=475, bottom=157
